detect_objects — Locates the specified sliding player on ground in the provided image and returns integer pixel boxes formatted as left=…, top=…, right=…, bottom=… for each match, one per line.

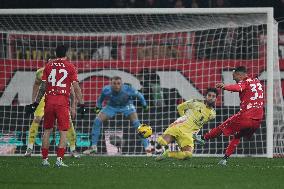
left=156, top=88, right=217, bottom=160
left=83, top=76, right=152, bottom=155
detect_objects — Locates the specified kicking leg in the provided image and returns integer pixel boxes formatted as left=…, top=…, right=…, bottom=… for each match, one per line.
left=204, top=126, right=222, bottom=140
left=204, top=114, right=241, bottom=141
left=218, top=134, right=241, bottom=166
left=219, top=128, right=254, bottom=166
left=225, top=135, right=241, bottom=157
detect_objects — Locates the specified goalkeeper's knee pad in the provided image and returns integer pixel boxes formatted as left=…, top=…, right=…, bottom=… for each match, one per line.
left=157, top=136, right=168, bottom=146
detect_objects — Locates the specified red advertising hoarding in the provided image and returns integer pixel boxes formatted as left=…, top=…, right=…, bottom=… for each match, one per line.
left=1, top=32, right=283, bottom=106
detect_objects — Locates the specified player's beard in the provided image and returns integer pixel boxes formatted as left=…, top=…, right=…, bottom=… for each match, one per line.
left=206, top=100, right=215, bottom=107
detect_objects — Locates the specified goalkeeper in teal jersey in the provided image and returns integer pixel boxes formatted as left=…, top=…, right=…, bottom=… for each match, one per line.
left=83, top=76, right=152, bottom=155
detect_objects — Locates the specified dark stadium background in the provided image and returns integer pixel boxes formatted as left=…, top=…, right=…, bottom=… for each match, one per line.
left=0, top=0, right=283, bottom=30
left=0, top=0, right=282, bottom=19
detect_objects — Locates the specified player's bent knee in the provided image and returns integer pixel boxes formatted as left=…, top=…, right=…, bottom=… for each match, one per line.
left=157, top=136, right=168, bottom=146
left=183, top=151, right=193, bottom=159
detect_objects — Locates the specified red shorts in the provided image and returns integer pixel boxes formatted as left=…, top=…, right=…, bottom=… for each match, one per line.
left=43, top=103, right=70, bottom=131
left=219, top=112, right=262, bottom=137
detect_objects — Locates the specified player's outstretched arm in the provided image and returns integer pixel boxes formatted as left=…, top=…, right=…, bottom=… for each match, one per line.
left=138, top=92, right=147, bottom=107
left=137, top=91, right=148, bottom=110
left=96, top=91, right=106, bottom=109
left=216, top=82, right=245, bottom=92
left=94, top=88, right=107, bottom=114
left=130, top=86, right=147, bottom=108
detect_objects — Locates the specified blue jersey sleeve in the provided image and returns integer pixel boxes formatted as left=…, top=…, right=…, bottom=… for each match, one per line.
left=96, top=86, right=110, bottom=108
left=128, top=86, right=147, bottom=107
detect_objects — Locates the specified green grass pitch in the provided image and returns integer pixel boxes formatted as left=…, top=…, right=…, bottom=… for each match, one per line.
left=0, top=156, right=283, bottom=189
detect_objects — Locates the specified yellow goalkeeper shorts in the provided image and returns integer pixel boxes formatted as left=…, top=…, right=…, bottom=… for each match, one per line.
left=164, top=122, right=194, bottom=148
left=34, top=97, right=45, bottom=117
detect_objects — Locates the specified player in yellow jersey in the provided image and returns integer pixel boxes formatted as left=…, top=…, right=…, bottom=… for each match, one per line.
left=24, top=66, right=80, bottom=158
left=156, top=88, right=218, bottom=160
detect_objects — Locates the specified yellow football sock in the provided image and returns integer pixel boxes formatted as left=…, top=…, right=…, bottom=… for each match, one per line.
left=168, top=151, right=192, bottom=160
left=157, top=136, right=168, bottom=146
left=67, top=121, right=76, bottom=151
left=28, top=121, right=40, bottom=147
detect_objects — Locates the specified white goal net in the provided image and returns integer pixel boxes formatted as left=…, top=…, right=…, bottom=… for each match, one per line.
left=0, top=8, right=282, bottom=157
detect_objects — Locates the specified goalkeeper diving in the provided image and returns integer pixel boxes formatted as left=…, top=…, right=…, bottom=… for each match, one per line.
left=156, top=88, right=218, bottom=160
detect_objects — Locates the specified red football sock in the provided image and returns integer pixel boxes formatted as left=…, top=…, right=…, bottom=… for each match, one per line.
left=225, top=137, right=241, bottom=157
left=57, top=147, right=65, bottom=158
left=41, top=148, right=49, bottom=159
left=204, top=127, right=222, bottom=140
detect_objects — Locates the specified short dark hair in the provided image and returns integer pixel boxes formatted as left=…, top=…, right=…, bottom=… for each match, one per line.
left=111, top=76, right=122, bottom=81
left=233, top=66, right=247, bottom=73
left=55, top=45, right=68, bottom=58
left=206, top=88, right=218, bottom=96
left=46, top=54, right=55, bottom=62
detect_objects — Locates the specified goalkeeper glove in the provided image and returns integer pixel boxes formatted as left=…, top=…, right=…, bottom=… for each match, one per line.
left=142, top=105, right=149, bottom=112
left=25, top=102, right=39, bottom=116
left=94, top=106, right=102, bottom=114
left=193, top=134, right=205, bottom=146
left=78, top=104, right=86, bottom=119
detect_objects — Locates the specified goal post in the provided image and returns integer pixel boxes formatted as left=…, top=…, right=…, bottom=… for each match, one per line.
left=0, top=8, right=282, bottom=158
left=266, top=9, right=274, bottom=158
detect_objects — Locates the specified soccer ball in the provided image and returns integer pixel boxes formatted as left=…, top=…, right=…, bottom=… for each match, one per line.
left=137, top=124, right=152, bottom=138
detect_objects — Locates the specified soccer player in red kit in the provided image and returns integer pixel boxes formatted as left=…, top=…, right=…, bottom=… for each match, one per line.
left=26, top=45, right=85, bottom=167
left=198, top=66, right=264, bottom=165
